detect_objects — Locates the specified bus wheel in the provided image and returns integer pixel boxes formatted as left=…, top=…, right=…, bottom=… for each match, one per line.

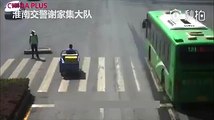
left=148, top=46, right=151, bottom=61
left=61, top=72, right=67, bottom=77
left=161, top=69, right=165, bottom=90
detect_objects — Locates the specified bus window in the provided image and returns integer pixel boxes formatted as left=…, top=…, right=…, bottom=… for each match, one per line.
left=148, top=27, right=150, bottom=39
left=157, top=35, right=161, bottom=55
left=165, top=43, right=170, bottom=69
left=161, top=38, right=165, bottom=59
left=155, top=34, right=158, bottom=51
left=152, top=31, right=155, bottom=45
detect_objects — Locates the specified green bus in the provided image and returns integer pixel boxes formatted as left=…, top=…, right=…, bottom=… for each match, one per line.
left=142, top=10, right=214, bottom=104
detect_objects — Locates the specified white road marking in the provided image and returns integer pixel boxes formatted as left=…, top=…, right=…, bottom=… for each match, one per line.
left=44, top=100, right=160, bottom=108
left=168, top=108, right=179, bottom=120
left=97, top=57, right=105, bottom=92
left=9, top=58, right=30, bottom=78
left=159, top=103, right=173, bottom=108
left=37, top=57, right=59, bottom=92
left=130, top=59, right=141, bottom=92
left=178, top=112, right=189, bottom=120
left=32, top=104, right=55, bottom=108
left=0, top=59, right=14, bottom=76
left=100, top=108, right=104, bottom=120
left=58, top=79, right=70, bottom=92
left=115, top=57, right=125, bottom=92
left=78, top=57, right=91, bottom=92
left=26, top=61, right=43, bottom=86
left=144, top=57, right=163, bottom=92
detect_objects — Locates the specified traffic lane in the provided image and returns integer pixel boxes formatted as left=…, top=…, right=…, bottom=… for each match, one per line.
left=2, top=0, right=164, bottom=119
left=107, top=19, right=160, bottom=119
left=29, top=0, right=161, bottom=119
left=108, top=0, right=162, bottom=100
left=106, top=0, right=156, bottom=101
left=128, top=23, right=170, bottom=120
left=85, top=0, right=158, bottom=106
left=128, top=22, right=173, bottom=119
left=84, top=0, right=159, bottom=119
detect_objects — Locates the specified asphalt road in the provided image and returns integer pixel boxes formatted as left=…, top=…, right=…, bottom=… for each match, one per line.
left=0, top=0, right=213, bottom=120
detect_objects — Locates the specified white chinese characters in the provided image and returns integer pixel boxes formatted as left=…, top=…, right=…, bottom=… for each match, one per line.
left=13, top=10, right=93, bottom=19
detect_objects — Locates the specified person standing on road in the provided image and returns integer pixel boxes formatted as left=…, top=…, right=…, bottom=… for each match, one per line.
left=29, top=30, right=40, bottom=59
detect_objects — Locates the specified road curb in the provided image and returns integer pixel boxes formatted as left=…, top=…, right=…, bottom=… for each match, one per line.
left=13, top=90, right=35, bottom=120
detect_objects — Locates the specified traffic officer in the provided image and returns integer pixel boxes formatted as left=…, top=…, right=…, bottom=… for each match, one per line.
left=29, top=30, right=40, bottom=59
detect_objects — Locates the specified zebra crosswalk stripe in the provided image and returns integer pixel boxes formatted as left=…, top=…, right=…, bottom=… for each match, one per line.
left=115, top=57, right=125, bottom=92
left=58, top=79, right=70, bottom=92
left=131, top=59, right=141, bottom=92
left=26, top=61, right=43, bottom=86
left=0, top=58, right=14, bottom=76
left=2, top=57, right=146, bottom=94
left=97, top=57, right=105, bottom=92
left=9, top=58, right=30, bottom=78
left=100, top=108, right=104, bottom=120
left=37, top=57, right=59, bottom=92
left=78, top=57, right=91, bottom=92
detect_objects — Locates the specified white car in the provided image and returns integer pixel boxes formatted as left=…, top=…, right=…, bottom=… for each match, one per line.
left=4, top=1, right=23, bottom=19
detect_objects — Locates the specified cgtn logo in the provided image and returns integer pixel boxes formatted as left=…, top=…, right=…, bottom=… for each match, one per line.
left=7, top=1, right=48, bottom=9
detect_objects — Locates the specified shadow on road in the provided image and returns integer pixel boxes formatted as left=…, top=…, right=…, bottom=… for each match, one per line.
left=62, top=70, right=86, bottom=80
left=176, top=103, right=214, bottom=120
left=35, top=58, right=46, bottom=62
left=128, top=23, right=162, bottom=100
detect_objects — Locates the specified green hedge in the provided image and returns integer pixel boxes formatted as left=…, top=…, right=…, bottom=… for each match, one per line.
left=0, top=78, right=29, bottom=90
left=0, top=78, right=30, bottom=120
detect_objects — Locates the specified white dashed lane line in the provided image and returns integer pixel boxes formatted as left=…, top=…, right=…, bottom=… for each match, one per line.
left=97, top=57, right=106, bottom=92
